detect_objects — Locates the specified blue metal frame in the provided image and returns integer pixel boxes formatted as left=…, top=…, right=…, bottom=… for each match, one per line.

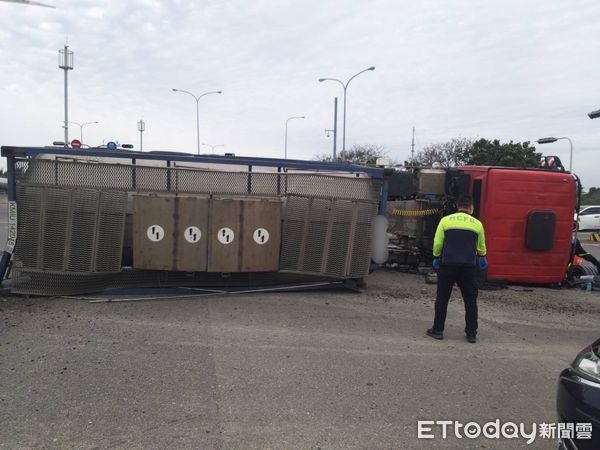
left=1, top=146, right=386, bottom=178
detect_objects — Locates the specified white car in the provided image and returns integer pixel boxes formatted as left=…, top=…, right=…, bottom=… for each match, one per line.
left=576, top=205, right=600, bottom=230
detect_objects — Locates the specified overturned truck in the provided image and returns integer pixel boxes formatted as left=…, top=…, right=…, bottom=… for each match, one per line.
left=387, top=166, right=577, bottom=285
left=0, top=146, right=389, bottom=296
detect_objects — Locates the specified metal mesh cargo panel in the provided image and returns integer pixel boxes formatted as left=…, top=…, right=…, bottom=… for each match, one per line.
left=67, top=189, right=100, bottom=272
left=96, top=190, right=128, bottom=271
left=9, top=271, right=122, bottom=296
left=280, top=195, right=377, bottom=278
left=6, top=270, right=342, bottom=297
left=14, top=185, right=43, bottom=269
left=11, top=184, right=127, bottom=294
left=10, top=158, right=380, bottom=294
left=326, top=201, right=353, bottom=277
left=16, top=159, right=381, bottom=201
left=349, top=202, right=378, bottom=276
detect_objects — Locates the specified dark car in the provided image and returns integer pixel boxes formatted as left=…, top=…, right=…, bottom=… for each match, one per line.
left=557, top=338, right=600, bottom=449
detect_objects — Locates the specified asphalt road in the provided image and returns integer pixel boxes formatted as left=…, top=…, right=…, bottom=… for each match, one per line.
left=1, top=272, right=599, bottom=449
left=0, top=197, right=598, bottom=448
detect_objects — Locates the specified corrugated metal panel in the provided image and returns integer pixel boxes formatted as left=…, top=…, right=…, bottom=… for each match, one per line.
left=12, top=184, right=126, bottom=293
left=280, top=195, right=377, bottom=279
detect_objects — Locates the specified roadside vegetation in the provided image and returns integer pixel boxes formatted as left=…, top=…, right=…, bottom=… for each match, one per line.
left=581, top=187, right=600, bottom=204
left=408, top=137, right=540, bottom=168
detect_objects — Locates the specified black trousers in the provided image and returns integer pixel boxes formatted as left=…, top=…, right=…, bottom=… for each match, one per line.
left=433, top=265, right=478, bottom=335
left=575, top=240, right=600, bottom=270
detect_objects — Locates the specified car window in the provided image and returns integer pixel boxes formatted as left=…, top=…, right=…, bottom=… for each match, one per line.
left=581, top=207, right=600, bottom=215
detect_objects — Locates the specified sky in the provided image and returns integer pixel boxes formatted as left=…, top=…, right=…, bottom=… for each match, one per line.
left=1, top=0, right=599, bottom=187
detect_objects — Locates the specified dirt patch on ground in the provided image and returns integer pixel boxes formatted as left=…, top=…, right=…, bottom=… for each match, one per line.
left=366, top=270, right=600, bottom=325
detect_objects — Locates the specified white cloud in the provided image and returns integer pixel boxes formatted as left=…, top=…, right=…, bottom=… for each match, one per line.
left=0, top=0, right=599, bottom=186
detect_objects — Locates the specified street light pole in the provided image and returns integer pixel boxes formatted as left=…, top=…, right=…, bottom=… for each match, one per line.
left=68, top=121, right=98, bottom=145
left=138, top=120, right=145, bottom=152
left=195, top=99, right=199, bottom=156
left=172, top=88, right=222, bottom=155
left=324, top=98, right=338, bottom=159
left=201, top=143, right=224, bottom=154
left=536, top=136, right=574, bottom=172
left=285, top=116, right=305, bottom=159
left=58, top=44, right=74, bottom=147
left=318, top=66, right=375, bottom=159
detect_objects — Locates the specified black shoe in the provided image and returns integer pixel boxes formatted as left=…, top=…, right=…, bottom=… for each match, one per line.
left=426, top=328, right=444, bottom=340
left=466, top=334, right=477, bottom=343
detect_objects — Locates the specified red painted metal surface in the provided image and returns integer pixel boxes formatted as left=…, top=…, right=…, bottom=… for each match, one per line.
left=459, top=166, right=576, bottom=284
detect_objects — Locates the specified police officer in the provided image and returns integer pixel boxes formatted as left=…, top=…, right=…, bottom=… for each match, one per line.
left=426, top=195, right=487, bottom=343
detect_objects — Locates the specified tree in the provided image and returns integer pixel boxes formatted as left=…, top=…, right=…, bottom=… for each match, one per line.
left=459, top=139, right=541, bottom=168
left=411, top=137, right=542, bottom=169
left=581, top=187, right=600, bottom=204
left=410, top=137, right=473, bottom=168
left=315, top=144, right=388, bottom=165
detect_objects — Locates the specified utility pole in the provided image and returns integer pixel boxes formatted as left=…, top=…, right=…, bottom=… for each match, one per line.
left=324, top=97, right=338, bottom=160
left=411, top=126, right=415, bottom=163
left=58, top=43, right=74, bottom=147
left=333, top=97, right=338, bottom=159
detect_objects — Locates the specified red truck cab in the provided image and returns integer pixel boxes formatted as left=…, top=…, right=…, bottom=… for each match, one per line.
left=455, top=166, right=576, bottom=284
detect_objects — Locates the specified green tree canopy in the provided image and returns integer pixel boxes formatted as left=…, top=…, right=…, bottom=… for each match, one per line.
left=411, top=138, right=542, bottom=169
left=581, top=187, right=600, bottom=205
left=459, top=138, right=541, bottom=168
